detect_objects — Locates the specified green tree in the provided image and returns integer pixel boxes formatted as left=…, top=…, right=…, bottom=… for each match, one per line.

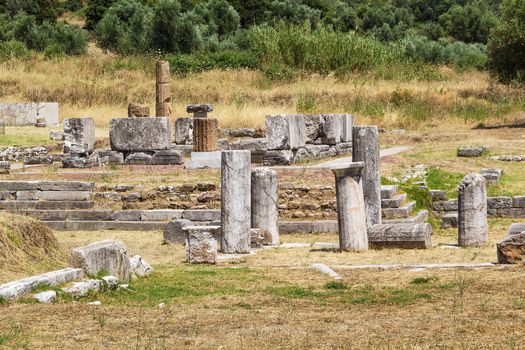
left=440, top=1, right=498, bottom=43
left=86, top=0, right=116, bottom=30
left=266, top=0, right=322, bottom=28
left=1, top=0, right=62, bottom=23
left=487, top=0, right=525, bottom=82
left=228, top=0, right=270, bottom=27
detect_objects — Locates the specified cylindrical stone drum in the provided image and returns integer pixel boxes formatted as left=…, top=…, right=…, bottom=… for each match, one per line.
left=193, top=118, right=219, bottom=152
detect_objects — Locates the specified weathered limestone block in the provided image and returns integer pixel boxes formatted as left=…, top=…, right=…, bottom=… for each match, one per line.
left=62, top=279, right=100, bottom=298
left=368, top=223, right=433, bottom=249
left=24, top=155, right=54, bottom=165
left=266, top=115, right=289, bottom=150
left=250, top=228, right=264, bottom=247
left=251, top=168, right=279, bottom=245
left=175, top=117, right=193, bottom=145
left=0, top=161, right=9, bottom=174
left=193, top=118, right=219, bottom=152
left=71, top=240, right=131, bottom=282
left=33, top=290, right=56, bottom=303
left=287, top=115, right=306, bottom=150
left=163, top=219, right=193, bottom=244
left=152, top=150, right=183, bottom=165
left=128, top=103, right=150, bottom=118
left=322, top=114, right=342, bottom=144
left=441, top=213, right=458, bottom=229
left=341, top=114, right=353, bottom=142
left=352, top=126, right=381, bottom=227
left=98, top=150, right=124, bottom=165
left=263, top=150, right=294, bottom=166
left=184, top=226, right=219, bottom=263
left=221, top=150, right=251, bottom=254
left=63, top=118, right=95, bottom=154
left=457, top=146, right=488, bottom=157
left=49, top=130, right=64, bottom=140
left=110, top=117, right=171, bottom=151
left=40, top=191, right=91, bottom=201
left=508, top=223, right=525, bottom=235
left=497, top=232, right=525, bottom=264
left=304, top=115, right=322, bottom=143
left=430, top=189, right=447, bottom=201
left=487, top=196, right=512, bottom=209
left=124, top=152, right=153, bottom=165
left=130, top=255, right=153, bottom=277
left=458, top=173, right=488, bottom=247
left=229, top=128, right=255, bottom=138
left=432, top=199, right=458, bottom=212
left=331, top=162, right=368, bottom=251
left=16, top=190, right=39, bottom=200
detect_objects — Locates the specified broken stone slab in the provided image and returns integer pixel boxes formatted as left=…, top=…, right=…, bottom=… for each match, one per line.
left=311, top=263, right=342, bottom=280
left=182, top=209, right=220, bottom=222
left=368, top=223, right=432, bottom=249
left=250, top=228, right=264, bottom=248
left=163, top=218, right=193, bottom=244
left=266, top=115, right=290, bottom=150
left=0, top=268, right=83, bottom=300
left=130, top=255, right=153, bottom=277
left=62, top=279, right=100, bottom=298
left=0, top=161, right=10, bottom=174
left=508, top=223, right=525, bottom=235
left=63, top=118, right=95, bottom=154
left=71, top=240, right=131, bottom=282
left=124, top=152, right=153, bottom=165
left=33, top=290, right=56, bottom=303
left=263, top=150, right=294, bottom=166
left=322, top=114, right=343, bottom=145
left=49, top=130, right=64, bottom=141
left=174, top=117, right=193, bottom=145
left=457, top=146, right=489, bottom=157
left=128, top=102, right=150, bottom=118
left=110, top=117, right=171, bottom=151
left=229, top=128, right=255, bottom=138
left=497, top=232, right=525, bottom=264
left=184, top=226, right=219, bottom=264
left=489, top=155, right=525, bottom=162
left=24, top=155, right=54, bottom=165
left=429, top=189, right=447, bottom=201
left=98, top=150, right=124, bottom=165
left=487, top=196, right=513, bottom=209
left=441, top=213, right=458, bottom=229
left=185, top=151, right=221, bottom=169
left=287, top=115, right=307, bottom=149
left=102, top=276, right=119, bottom=290
left=151, top=150, right=183, bottom=165
left=61, top=153, right=97, bottom=168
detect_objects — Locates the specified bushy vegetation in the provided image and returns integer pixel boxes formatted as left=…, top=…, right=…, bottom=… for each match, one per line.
left=0, top=0, right=522, bottom=84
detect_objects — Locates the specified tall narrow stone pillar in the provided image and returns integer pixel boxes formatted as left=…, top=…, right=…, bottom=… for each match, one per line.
left=352, top=125, right=381, bottom=227
left=251, top=168, right=279, bottom=246
left=331, top=162, right=368, bottom=251
left=221, top=150, right=251, bottom=253
left=156, top=61, right=171, bottom=117
left=458, top=173, right=488, bottom=247
left=193, top=118, right=218, bottom=152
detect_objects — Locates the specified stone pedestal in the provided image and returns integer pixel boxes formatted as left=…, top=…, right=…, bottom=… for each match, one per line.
left=109, top=117, right=171, bottom=151
left=187, top=104, right=213, bottom=118
left=63, top=118, right=95, bottom=154
left=331, top=162, right=367, bottom=251
left=156, top=61, right=171, bottom=117
left=352, top=126, right=381, bottom=227
left=458, top=173, right=488, bottom=247
left=193, top=118, right=218, bottom=152
left=185, top=151, right=221, bottom=169
left=175, top=117, right=193, bottom=145
left=221, top=150, right=251, bottom=253
left=184, top=226, right=219, bottom=264
left=251, top=168, right=279, bottom=245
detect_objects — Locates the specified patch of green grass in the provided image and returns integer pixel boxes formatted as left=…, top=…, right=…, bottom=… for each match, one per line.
left=324, top=281, right=348, bottom=290
left=426, top=167, right=465, bottom=197
left=0, top=325, right=23, bottom=346
left=0, top=295, right=6, bottom=305
left=267, top=285, right=320, bottom=299
left=297, top=93, right=317, bottom=113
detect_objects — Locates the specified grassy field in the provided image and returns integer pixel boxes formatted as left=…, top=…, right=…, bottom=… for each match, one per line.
left=0, top=50, right=524, bottom=130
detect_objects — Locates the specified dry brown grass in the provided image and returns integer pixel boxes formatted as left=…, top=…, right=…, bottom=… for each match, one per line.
left=0, top=213, right=67, bottom=283
left=1, top=52, right=523, bottom=130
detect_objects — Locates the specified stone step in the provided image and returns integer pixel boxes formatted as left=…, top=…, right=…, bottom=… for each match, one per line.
left=44, top=221, right=168, bottom=231
left=440, top=213, right=458, bottom=229
left=381, top=193, right=407, bottom=209
left=382, top=201, right=416, bottom=219
left=0, top=201, right=94, bottom=210
left=384, top=210, right=428, bottom=224
left=16, top=209, right=185, bottom=222
left=380, top=185, right=398, bottom=199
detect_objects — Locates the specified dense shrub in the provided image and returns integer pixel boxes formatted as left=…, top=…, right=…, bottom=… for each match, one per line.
left=488, top=0, right=525, bottom=82
left=0, top=40, right=30, bottom=60
left=86, top=0, right=116, bottom=30
left=266, top=0, right=322, bottom=28
left=228, top=0, right=270, bottom=27
left=439, top=2, right=498, bottom=43
left=167, top=50, right=258, bottom=74
left=0, top=0, right=62, bottom=23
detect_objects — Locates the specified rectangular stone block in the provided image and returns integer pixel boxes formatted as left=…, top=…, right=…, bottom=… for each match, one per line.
left=71, top=240, right=131, bottom=282
left=110, top=117, right=171, bottom=151
left=341, top=114, right=353, bottom=142
left=0, top=200, right=94, bottom=210
left=322, top=114, right=342, bottom=145
left=151, top=150, right=183, bottom=165
left=98, top=150, right=124, bottom=165
left=184, top=226, right=219, bottom=264
left=266, top=115, right=289, bottom=150
left=39, top=191, right=91, bottom=201
left=111, top=211, right=142, bottom=221
left=140, top=210, right=183, bottom=222
left=487, top=196, right=513, bottom=209
left=513, top=196, right=525, bottom=208
left=304, top=115, right=322, bottom=143
left=16, top=190, right=39, bottom=200
left=174, top=117, right=193, bottom=145
left=0, top=102, right=59, bottom=126
left=182, top=209, right=220, bottom=222
left=287, top=115, right=306, bottom=150
left=38, top=181, right=95, bottom=191
left=63, top=118, right=96, bottom=154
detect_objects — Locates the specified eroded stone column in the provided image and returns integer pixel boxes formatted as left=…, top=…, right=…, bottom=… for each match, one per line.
left=193, top=118, right=218, bottom=152
left=221, top=150, right=251, bottom=253
left=156, top=60, right=171, bottom=117
left=331, top=162, right=368, bottom=251
left=251, top=168, right=279, bottom=246
left=458, top=173, right=488, bottom=247
left=352, top=125, right=381, bottom=227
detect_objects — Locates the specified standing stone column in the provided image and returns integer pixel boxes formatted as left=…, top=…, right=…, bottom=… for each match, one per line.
left=331, top=162, right=368, bottom=251
left=221, top=150, right=251, bottom=253
left=352, top=125, right=381, bottom=227
left=156, top=61, right=171, bottom=117
left=458, top=173, right=488, bottom=247
left=193, top=118, right=219, bottom=152
left=251, top=168, right=279, bottom=246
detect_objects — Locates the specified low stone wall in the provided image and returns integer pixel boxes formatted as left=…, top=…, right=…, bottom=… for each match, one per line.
left=433, top=196, right=525, bottom=218
left=0, top=102, right=59, bottom=126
